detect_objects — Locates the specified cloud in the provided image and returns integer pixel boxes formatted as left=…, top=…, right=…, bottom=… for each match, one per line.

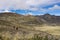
left=32, top=5, right=60, bottom=15
left=27, top=12, right=33, bottom=15
left=39, top=5, right=60, bottom=12
left=49, top=5, right=60, bottom=10
left=0, top=0, right=60, bottom=10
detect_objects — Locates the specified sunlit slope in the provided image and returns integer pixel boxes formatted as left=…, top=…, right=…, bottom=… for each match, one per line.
left=0, top=12, right=60, bottom=40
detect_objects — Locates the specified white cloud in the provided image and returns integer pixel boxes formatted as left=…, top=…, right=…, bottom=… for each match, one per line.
left=25, top=12, right=33, bottom=16
left=49, top=5, right=60, bottom=10
left=0, top=0, right=60, bottom=10
left=0, top=9, right=11, bottom=13
left=28, top=12, right=33, bottom=15
left=33, top=5, right=60, bottom=15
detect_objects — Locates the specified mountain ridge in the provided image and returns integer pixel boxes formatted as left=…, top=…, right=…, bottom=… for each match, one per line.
left=0, top=12, right=60, bottom=26
left=0, top=12, right=60, bottom=40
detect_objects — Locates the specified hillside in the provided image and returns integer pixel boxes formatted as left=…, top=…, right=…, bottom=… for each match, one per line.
left=36, top=14, right=60, bottom=26
left=0, top=12, right=60, bottom=40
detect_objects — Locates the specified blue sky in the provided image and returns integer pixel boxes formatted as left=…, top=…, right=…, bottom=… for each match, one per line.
left=0, top=0, right=60, bottom=15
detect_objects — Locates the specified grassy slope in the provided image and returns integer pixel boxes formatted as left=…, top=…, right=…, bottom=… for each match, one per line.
left=0, top=13, right=59, bottom=40
left=34, top=26, right=60, bottom=38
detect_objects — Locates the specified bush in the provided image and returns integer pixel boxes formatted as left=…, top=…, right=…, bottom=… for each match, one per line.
left=28, top=35, right=43, bottom=40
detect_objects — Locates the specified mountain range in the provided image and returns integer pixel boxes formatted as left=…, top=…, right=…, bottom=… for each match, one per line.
left=0, top=12, right=60, bottom=40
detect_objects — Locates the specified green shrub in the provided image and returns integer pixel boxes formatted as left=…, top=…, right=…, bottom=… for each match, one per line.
left=44, top=35, right=48, bottom=40
left=28, top=35, right=43, bottom=40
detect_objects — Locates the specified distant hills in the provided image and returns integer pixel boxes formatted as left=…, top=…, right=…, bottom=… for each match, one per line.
left=0, top=12, right=60, bottom=28
left=0, top=12, right=60, bottom=40
left=36, top=14, right=60, bottom=26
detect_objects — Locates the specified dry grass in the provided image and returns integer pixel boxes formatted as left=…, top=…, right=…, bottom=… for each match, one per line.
left=34, top=26, right=60, bottom=36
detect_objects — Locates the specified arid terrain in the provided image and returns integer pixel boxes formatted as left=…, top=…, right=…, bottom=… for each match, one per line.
left=35, top=26, right=60, bottom=36
left=0, top=12, right=60, bottom=40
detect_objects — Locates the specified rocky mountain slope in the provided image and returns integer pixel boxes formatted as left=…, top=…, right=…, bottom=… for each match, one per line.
left=0, top=12, right=60, bottom=40
left=36, top=14, right=60, bottom=26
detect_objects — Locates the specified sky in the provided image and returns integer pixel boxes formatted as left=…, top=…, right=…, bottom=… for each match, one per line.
left=0, top=0, right=60, bottom=15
